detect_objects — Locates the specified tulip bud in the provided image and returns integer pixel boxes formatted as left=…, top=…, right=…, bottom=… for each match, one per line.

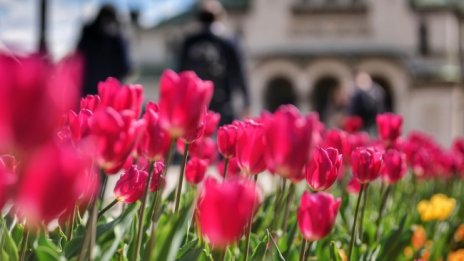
left=203, top=111, right=221, bottom=137
left=343, top=116, right=363, bottom=133
left=264, top=105, right=313, bottom=180
left=98, top=77, right=144, bottom=117
left=138, top=102, right=171, bottom=161
left=217, top=124, right=238, bottom=159
left=346, top=176, right=361, bottom=194
left=236, top=120, right=266, bottom=175
left=306, top=147, right=342, bottom=191
left=114, top=165, right=148, bottom=203
left=197, top=177, right=261, bottom=249
left=297, top=191, right=341, bottom=241
left=149, top=161, right=165, bottom=192
left=186, top=157, right=208, bottom=185
left=351, top=147, right=383, bottom=183
left=158, top=70, right=213, bottom=141
left=376, top=113, right=403, bottom=143
left=381, top=149, right=407, bottom=184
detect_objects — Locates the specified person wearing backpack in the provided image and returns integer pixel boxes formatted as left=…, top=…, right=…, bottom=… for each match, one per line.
left=178, top=0, right=250, bottom=126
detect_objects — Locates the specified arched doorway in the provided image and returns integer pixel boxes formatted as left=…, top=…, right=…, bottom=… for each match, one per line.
left=264, top=76, right=297, bottom=112
left=372, top=75, right=394, bottom=112
left=309, top=76, right=342, bottom=124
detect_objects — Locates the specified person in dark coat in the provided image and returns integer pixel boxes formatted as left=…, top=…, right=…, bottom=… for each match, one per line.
left=348, top=71, right=386, bottom=132
left=178, top=0, right=250, bottom=126
left=77, top=4, right=130, bottom=96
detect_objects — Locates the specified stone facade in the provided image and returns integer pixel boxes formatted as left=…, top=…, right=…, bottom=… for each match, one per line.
left=131, top=0, right=464, bottom=146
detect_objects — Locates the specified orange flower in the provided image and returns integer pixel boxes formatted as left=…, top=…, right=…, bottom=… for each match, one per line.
left=448, top=249, right=464, bottom=261
left=454, top=225, right=464, bottom=242
left=412, top=226, right=427, bottom=250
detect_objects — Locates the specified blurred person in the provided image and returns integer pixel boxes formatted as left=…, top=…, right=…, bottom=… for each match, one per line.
left=77, top=4, right=131, bottom=96
left=348, top=71, right=386, bottom=132
left=178, top=0, right=250, bottom=126
left=325, top=84, right=348, bottom=129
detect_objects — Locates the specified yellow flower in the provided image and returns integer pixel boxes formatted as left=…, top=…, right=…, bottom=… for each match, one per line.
left=417, top=194, right=456, bottom=222
left=455, top=224, right=464, bottom=242
left=448, top=249, right=464, bottom=261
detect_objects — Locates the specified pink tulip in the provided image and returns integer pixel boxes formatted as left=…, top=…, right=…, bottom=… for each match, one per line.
left=80, top=95, right=100, bottom=112
left=306, top=147, right=342, bottom=191
left=114, top=165, right=148, bottom=203
left=138, top=102, right=171, bottom=161
left=264, top=105, right=313, bottom=180
left=0, top=54, right=81, bottom=151
left=381, top=149, right=407, bottom=184
left=196, top=177, right=261, bottom=249
left=217, top=124, right=238, bottom=159
left=98, top=77, right=143, bottom=117
left=323, top=129, right=350, bottom=162
left=298, top=191, right=341, bottom=241
left=67, top=109, right=93, bottom=142
left=351, top=147, right=383, bottom=183
left=235, top=120, right=267, bottom=175
left=177, top=137, right=218, bottom=162
left=90, top=108, right=145, bottom=174
left=376, top=113, right=403, bottom=143
left=203, top=111, right=221, bottom=137
left=185, top=157, right=208, bottom=185
left=158, top=70, right=213, bottom=141
left=149, top=161, right=166, bottom=192
left=16, top=142, right=95, bottom=226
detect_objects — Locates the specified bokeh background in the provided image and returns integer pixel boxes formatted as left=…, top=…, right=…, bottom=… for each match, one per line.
left=1, top=0, right=464, bottom=146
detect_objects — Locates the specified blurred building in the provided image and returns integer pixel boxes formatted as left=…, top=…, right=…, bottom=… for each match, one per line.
left=131, top=0, right=464, bottom=146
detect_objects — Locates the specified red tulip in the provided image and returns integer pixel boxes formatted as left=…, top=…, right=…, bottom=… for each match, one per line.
left=235, top=120, right=267, bottom=175
left=186, top=157, right=208, bottom=185
left=217, top=124, right=238, bottom=159
left=90, top=108, right=145, bottom=174
left=351, top=147, right=383, bottom=183
left=158, top=70, right=213, bottom=141
left=177, top=137, right=218, bottom=162
left=376, top=113, right=403, bottom=143
left=149, top=161, right=166, bottom=192
left=114, top=165, right=148, bottom=203
left=196, top=177, right=261, bottom=249
left=297, top=191, right=341, bottom=241
left=381, top=149, right=407, bottom=184
left=323, top=129, right=350, bottom=161
left=138, top=102, right=171, bottom=161
left=203, top=111, right=221, bottom=137
left=264, top=105, right=313, bottom=180
left=0, top=54, right=81, bottom=151
left=306, top=147, right=342, bottom=191
left=98, top=77, right=143, bottom=117
left=343, top=116, right=363, bottom=133
left=16, top=142, right=95, bottom=226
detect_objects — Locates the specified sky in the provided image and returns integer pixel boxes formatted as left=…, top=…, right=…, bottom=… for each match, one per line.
left=0, top=0, right=194, bottom=59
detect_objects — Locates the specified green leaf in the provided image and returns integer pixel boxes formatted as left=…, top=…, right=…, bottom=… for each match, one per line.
left=266, top=229, right=285, bottom=261
left=152, top=200, right=194, bottom=261
left=34, top=234, right=65, bottom=261
left=1, top=219, right=18, bottom=261
left=251, top=233, right=268, bottom=260
left=330, top=241, right=342, bottom=261
left=378, top=214, right=410, bottom=261
left=177, top=239, right=199, bottom=259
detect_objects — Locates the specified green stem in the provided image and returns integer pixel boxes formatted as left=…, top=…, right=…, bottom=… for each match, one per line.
left=272, top=178, right=287, bottom=231
left=174, top=143, right=189, bottom=213
left=66, top=206, right=76, bottom=241
left=375, top=185, right=391, bottom=240
left=281, top=183, right=295, bottom=231
left=19, top=228, right=30, bottom=261
left=133, top=162, right=155, bottom=261
left=304, top=241, right=313, bottom=261
left=222, top=157, right=229, bottom=181
left=98, top=199, right=119, bottom=219
left=348, top=183, right=365, bottom=261
left=89, top=201, right=97, bottom=260
left=358, top=183, right=369, bottom=241
left=243, top=175, right=258, bottom=261
left=299, top=239, right=307, bottom=261
left=99, top=174, right=108, bottom=202
left=216, top=249, right=226, bottom=261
